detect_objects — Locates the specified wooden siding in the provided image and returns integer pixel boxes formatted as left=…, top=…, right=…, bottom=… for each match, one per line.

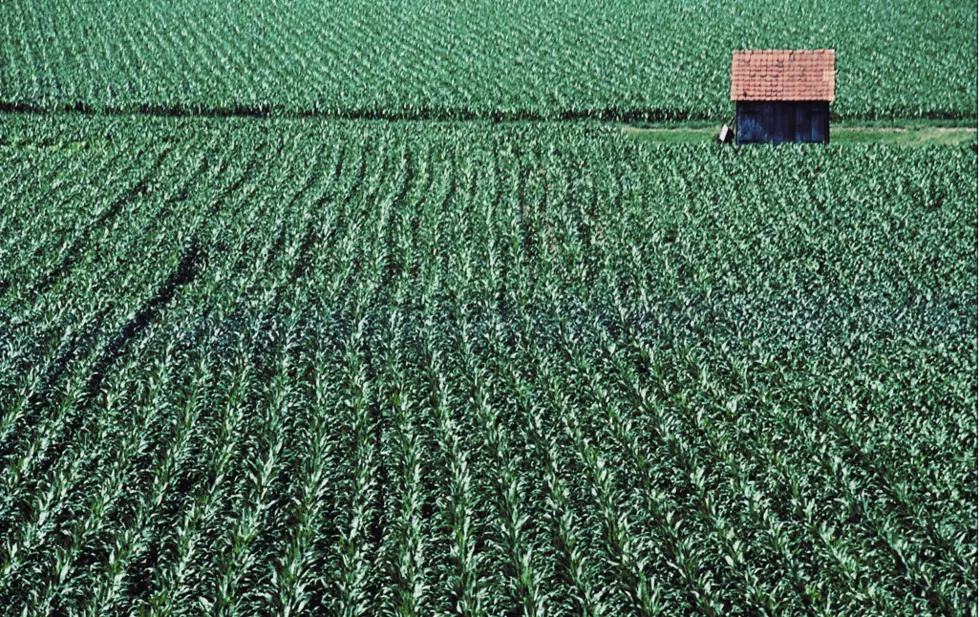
left=736, top=101, right=830, bottom=145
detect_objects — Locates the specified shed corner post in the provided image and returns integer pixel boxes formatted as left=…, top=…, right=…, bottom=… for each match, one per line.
left=734, top=101, right=741, bottom=145
left=826, top=102, right=832, bottom=144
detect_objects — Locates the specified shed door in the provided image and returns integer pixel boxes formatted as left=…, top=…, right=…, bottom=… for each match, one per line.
left=737, top=102, right=768, bottom=144
left=795, top=103, right=829, bottom=143
left=769, top=103, right=794, bottom=144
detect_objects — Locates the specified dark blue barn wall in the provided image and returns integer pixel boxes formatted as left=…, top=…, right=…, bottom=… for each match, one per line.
left=736, top=101, right=830, bottom=144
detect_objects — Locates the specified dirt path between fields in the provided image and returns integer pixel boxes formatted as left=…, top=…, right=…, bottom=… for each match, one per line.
left=622, top=125, right=978, bottom=146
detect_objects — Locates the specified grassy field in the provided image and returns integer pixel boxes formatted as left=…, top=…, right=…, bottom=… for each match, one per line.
left=0, top=114, right=975, bottom=615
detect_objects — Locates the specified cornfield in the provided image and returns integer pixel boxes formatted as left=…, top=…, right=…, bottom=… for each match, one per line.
left=0, top=116, right=975, bottom=615
left=0, top=0, right=975, bottom=120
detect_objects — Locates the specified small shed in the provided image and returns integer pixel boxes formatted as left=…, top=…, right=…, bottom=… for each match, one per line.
left=730, top=49, right=835, bottom=145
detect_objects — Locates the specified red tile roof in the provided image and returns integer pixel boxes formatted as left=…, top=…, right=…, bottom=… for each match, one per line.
left=730, top=50, right=835, bottom=102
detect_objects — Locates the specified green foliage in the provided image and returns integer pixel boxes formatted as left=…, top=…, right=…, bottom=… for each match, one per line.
left=0, top=116, right=975, bottom=615
left=0, top=0, right=975, bottom=120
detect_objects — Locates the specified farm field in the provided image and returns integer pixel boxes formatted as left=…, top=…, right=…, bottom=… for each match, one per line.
left=0, top=115, right=976, bottom=615
left=0, top=0, right=976, bottom=120
left=0, top=0, right=977, bottom=612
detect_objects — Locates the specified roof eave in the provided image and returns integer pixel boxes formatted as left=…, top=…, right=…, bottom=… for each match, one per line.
left=731, top=95, right=836, bottom=102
